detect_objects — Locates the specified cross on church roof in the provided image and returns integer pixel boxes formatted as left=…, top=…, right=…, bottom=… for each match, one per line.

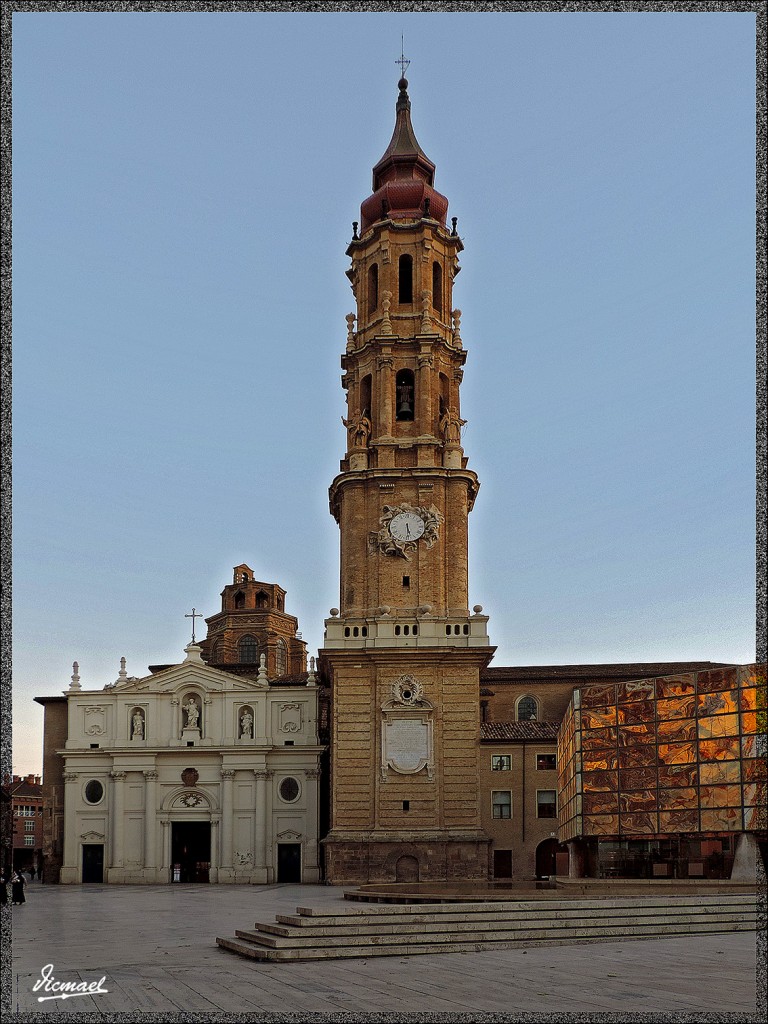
left=184, top=607, right=203, bottom=643
left=396, top=36, right=410, bottom=79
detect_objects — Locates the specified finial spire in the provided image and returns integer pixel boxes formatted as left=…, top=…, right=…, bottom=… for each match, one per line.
left=396, top=36, right=410, bottom=82
left=185, top=606, right=203, bottom=643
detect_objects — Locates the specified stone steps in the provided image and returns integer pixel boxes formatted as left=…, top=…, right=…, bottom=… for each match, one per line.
left=216, top=893, right=757, bottom=962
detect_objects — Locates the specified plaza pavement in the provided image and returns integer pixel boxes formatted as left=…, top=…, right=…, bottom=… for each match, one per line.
left=4, top=879, right=763, bottom=1018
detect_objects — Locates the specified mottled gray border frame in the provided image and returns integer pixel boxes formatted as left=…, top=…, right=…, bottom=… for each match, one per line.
left=0, top=1, right=764, bottom=1022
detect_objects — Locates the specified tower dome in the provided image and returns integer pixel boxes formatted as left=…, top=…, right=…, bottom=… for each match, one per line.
left=359, top=78, right=449, bottom=233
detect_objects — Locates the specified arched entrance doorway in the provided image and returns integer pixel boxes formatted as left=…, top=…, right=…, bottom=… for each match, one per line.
left=535, top=838, right=568, bottom=879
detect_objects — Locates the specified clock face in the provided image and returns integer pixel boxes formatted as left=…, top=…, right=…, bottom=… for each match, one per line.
left=389, top=512, right=425, bottom=542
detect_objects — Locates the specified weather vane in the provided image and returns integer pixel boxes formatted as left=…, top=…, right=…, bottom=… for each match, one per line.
left=185, top=607, right=202, bottom=643
left=396, top=36, right=410, bottom=79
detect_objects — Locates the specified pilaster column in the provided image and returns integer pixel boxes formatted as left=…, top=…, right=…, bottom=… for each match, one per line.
left=109, top=771, right=126, bottom=868
left=253, top=769, right=272, bottom=871
left=417, top=353, right=433, bottom=431
left=378, top=356, right=394, bottom=436
left=62, top=772, right=79, bottom=877
left=170, top=698, right=180, bottom=740
left=304, top=766, right=321, bottom=882
left=220, top=769, right=235, bottom=868
left=143, top=770, right=158, bottom=869
left=160, top=819, right=171, bottom=881
left=209, top=816, right=220, bottom=883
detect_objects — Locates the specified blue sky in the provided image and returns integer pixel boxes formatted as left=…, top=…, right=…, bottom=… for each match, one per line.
left=11, top=9, right=757, bottom=774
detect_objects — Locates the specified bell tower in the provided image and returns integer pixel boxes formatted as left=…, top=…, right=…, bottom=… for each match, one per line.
left=319, top=76, right=494, bottom=884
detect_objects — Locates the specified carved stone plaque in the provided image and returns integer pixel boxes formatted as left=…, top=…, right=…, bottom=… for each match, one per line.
left=383, top=716, right=431, bottom=776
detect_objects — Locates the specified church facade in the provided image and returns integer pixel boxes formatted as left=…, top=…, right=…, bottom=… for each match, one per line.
left=36, top=567, right=323, bottom=885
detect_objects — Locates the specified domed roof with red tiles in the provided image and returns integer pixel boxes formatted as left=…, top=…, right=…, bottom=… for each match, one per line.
left=360, top=78, right=449, bottom=233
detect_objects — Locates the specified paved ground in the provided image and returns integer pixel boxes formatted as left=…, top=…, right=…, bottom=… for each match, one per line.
left=4, top=880, right=763, bottom=1017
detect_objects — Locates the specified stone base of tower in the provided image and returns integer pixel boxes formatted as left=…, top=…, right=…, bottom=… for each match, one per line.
left=322, top=830, right=490, bottom=885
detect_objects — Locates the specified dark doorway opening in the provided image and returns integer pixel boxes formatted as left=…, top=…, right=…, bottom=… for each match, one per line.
left=82, top=844, right=104, bottom=883
left=493, top=849, right=512, bottom=879
left=171, top=821, right=211, bottom=883
left=536, top=838, right=569, bottom=879
left=277, top=843, right=302, bottom=882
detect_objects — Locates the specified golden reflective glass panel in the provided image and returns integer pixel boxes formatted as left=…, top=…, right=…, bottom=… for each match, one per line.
left=697, top=714, right=739, bottom=740
left=618, top=746, right=656, bottom=768
left=698, top=760, right=741, bottom=785
left=657, top=718, right=697, bottom=741
left=581, top=709, right=617, bottom=729
left=617, top=723, right=656, bottom=743
left=698, top=738, right=741, bottom=761
left=655, top=675, right=696, bottom=699
left=697, top=690, right=738, bottom=716
left=582, top=769, right=618, bottom=792
left=742, top=758, right=767, bottom=783
left=580, top=685, right=616, bottom=709
left=659, top=809, right=698, bottom=832
left=659, top=787, right=697, bottom=809
left=700, top=807, right=742, bottom=831
left=740, top=711, right=757, bottom=734
left=658, top=742, right=696, bottom=764
left=584, top=814, right=619, bottom=835
left=657, top=695, right=697, bottom=720
left=584, top=792, right=619, bottom=814
left=620, top=812, right=658, bottom=834
left=696, top=668, right=739, bottom=693
left=619, top=767, right=657, bottom=790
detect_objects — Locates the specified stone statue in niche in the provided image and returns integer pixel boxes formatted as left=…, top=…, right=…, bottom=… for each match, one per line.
left=240, top=709, right=253, bottom=739
left=184, top=698, right=200, bottom=730
left=131, top=709, right=144, bottom=739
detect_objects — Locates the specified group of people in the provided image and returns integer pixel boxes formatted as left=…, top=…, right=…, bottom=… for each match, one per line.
left=0, top=869, right=28, bottom=906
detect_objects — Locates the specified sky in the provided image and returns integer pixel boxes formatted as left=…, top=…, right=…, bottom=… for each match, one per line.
left=10, top=8, right=758, bottom=776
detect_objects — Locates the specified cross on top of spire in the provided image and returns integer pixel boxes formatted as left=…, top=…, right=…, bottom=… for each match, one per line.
left=396, top=36, right=410, bottom=80
left=185, top=607, right=203, bottom=643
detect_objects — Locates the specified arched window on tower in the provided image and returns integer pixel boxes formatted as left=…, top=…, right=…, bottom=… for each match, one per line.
left=239, top=635, right=259, bottom=664
left=368, top=263, right=379, bottom=315
left=234, top=591, right=245, bottom=610
left=516, top=695, right=539, bottom=722
left=209, top=640, right=219, bottom=663
left=395, top=368, right=415, bottom=421
left=432, top=261, right=443, bottom=315
left=276, top=638, right=288, bottom=676
left=360, top=374, right=372, bottom=423
left=398, top=254, right=413, bottom=304
left=255, top=591, right=269, bottom=609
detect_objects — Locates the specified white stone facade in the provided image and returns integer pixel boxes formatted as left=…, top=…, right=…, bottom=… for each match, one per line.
left=58, top=645, right=323, bottom=884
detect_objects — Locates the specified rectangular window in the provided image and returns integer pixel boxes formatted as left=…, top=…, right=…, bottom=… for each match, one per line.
left=25, top=836, right=35, bottom=846
left=492, top=791, right=512, bottom=819
left=491, top=755, right=511, bottom=771
left=537, top=790, right=557, bottom=818
left=25, top=820, right=35, bottom=832
left=536, top=754, right=557, bottom=771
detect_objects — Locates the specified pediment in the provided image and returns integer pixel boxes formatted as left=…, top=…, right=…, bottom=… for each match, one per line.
left=113, top=659, right=264, bottom=695
left=80, top=830, right=105, bottom=842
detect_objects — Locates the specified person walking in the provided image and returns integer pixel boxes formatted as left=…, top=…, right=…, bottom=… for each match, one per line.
left=0, top=872, right=8, bottom=906
left=11, top=870, right=26, bottom=905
